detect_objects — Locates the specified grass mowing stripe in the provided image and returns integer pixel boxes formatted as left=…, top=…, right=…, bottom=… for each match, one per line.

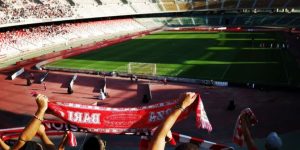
left=46, top=31, right=300, bottom=86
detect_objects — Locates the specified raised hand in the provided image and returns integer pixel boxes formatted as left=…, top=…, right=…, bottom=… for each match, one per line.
left=36, top=94, right=49, bottom=112
left=180, top=92, right=197, bottom=109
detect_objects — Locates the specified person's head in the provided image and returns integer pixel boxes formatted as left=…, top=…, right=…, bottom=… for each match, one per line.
left=83, top=136, right=106, bottom=150
left=175, top=143, right=199, bottom=150
left=265, top=132, right=282, bottom=150
left=20, top=141, right=43, bottom=150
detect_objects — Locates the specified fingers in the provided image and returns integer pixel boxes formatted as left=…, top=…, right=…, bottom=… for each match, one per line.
left=241, top=114, right=252, bottom=128
left=185, top=92, right=197, bottom=100
left=181, top=92, right=196, bottom=98
left=180, top=92, right=197, bottom=109
left=36, top=94, right=49, bottom=102
left=35, top=94, right=49, bottom=112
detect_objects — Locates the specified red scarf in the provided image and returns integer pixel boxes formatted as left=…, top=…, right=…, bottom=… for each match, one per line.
left=233, top=108, right=257, bottom=146
left=47, top=94, right=212, bottom=134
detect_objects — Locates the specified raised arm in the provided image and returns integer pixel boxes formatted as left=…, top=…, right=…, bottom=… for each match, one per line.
left=12, top=94, right=48, bottom=150
left=148, top=92, right=197, bottom=150
left=36, top=124, right=56, bottom=150
left=58, top=131, right=69, bottom=150
left=240, top=114, right=258, bottom=150
left=0, top=138, right=10, bottom=150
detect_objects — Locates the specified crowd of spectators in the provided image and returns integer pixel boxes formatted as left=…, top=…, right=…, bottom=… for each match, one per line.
left=0, top=18, right=153, bottom=60
left=0, top=0, right=164, bottom=26
left=0, top=24, right=70, bottom=58
left=0, top=93, right=283, bottom=150
left=0, top=0, right=74, bottom=25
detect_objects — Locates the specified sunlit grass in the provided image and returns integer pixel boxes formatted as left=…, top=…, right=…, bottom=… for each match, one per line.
left=184, top=60, right=279, bottom=65
left=47, top=31, right=300, bottom=85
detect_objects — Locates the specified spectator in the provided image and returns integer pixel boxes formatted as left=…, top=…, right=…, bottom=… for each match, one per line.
left=0, top=18, right=147, bottom=60
left=0, top=94, right=68, bottom=150
left=240, top=113, right=283, bottom=150
left=0, top=0, right=74, bottom=25
left=148, top=92, right=198, bottom=150
left=82, top=136, right=106, bottom=150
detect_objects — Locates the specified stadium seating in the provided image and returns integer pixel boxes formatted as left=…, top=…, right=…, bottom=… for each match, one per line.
left=161, top=15, right=298, bottom=27
left=130, top=2, right=161, bottom=14
left=0, top=0, right=158, bottom=26
left=149, top=3, right=162, bottom=12
left=207, top=0, right=221, bottom=9
left=0, top=0, right=74, bottom=25
left=166, top=18, right=182, bottom=26
left=193, top=17, right=206, bottom=25
left=238, top=0, right=255, bottom=9
left=180, top=18, right=194, bottom=26
left=1, top=0, right=299, bottom=27
left=0, top=19, right=162, bottom=62
left=160, top=0, right=174, bottom=2
left=271, top=0, right=287, bottom=8
left=192, top=1, right=206, bottom=9
left=161, top=2, right=178, bottom=11
left=101, top=0, right=122, bottom=4
left=177, top=2, right=190, bottom=11
left=286, top=0, right=300, bottom=8
left=223, top=0, right=238, bottom=9
left=255, top=0, right=271, bottom=8
left=72, top=0, right=96, bottom=6
left=135, top=18, right=164, bottom=28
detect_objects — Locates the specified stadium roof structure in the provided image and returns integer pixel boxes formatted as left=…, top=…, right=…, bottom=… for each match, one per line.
left=0, top=0, right=300, bottom=29
left=181, top=0, right=300, bottom=10
left=158, top=13, right=300, bottom=28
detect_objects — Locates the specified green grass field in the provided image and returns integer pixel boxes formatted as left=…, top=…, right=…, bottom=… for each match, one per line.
left=47, top=31, right=300, bottom=86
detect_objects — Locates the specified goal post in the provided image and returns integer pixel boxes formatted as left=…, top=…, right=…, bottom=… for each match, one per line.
left=128, top=62, right=157, bottom=76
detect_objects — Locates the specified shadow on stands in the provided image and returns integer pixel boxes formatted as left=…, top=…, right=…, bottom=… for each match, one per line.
left=0, top=110, right=31, bottom=128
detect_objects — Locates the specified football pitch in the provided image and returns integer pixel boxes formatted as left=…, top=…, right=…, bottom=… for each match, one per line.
left=46, top=31, right=300, bottom=86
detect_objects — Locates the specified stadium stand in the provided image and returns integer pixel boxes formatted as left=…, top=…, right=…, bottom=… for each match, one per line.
left=101, top=0, right=122, bottom=4
left=65, top=0, right=75, bottom=6
left=130, top=2, right=161, bottom=14
left=0, top=19, right=162, bottom=62
left=239, top=0, right=255, bottom=9
left=166, top=18, right=182, bottom=26
left=0, top=0, right=74, bottom=25
left=160, top=0, right=174, bottom=2
left=192, top=0, right=206, bottom=9
left=177, top=2, right=190, bottom=11
left=286, top=0, right=300, bottom=8
left=271, top=0, right=287, bottom=8
left=223, top=0, right=238, bottom=9
left=161, top=2, right=178, bottom=11
left=208, top=0, right=221, bottom=9
left=255, top=0, right=271, bottom=8
left=149, top=2, right=162, bottom=12
left=0, top=0, right=160, bottom=27
left=1, top=0, right=299, bottom=28
left=135, top=18, right=163, bottom=28
left=180, top=17, right=194, bottom=26
left=161, top=14, right=300, bottom=27
left=56, top=0, right=71, bottom=5
left=94, top=0, right=102, bottom=5
left=193, top=17, right=206, bottom=25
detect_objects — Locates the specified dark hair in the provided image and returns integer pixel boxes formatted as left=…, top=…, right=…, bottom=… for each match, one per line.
left=83, top=136, right=105, bottom=150
left=175, top=143, right=199, bottom=150
left=20, top=141, right=43, bottom=150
